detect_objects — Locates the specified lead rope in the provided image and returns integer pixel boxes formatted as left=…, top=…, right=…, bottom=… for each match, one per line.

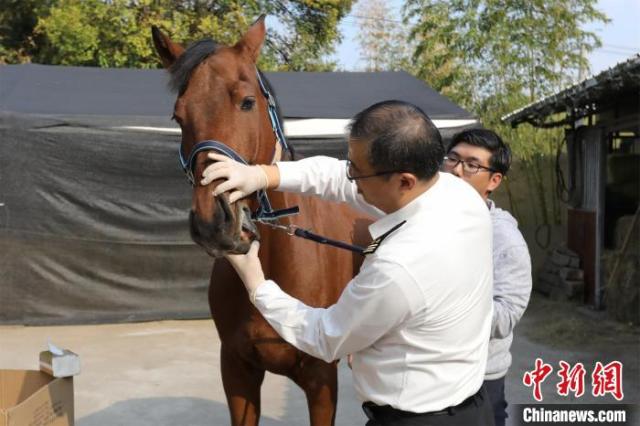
left=255, top=220, right=366, bottom=255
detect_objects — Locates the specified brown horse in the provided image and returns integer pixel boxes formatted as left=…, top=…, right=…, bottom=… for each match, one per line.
left=152, top=17, right=371, bottom=426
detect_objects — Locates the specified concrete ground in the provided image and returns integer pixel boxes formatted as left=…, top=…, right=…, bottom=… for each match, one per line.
left=1, top=293, right=637, bottom=425
left=0, top=319, right=365, bottom=425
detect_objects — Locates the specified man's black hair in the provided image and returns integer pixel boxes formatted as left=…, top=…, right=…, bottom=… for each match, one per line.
left=348, top=100, right=443, bottom=180
left=448, top=128, right=512, bottom=175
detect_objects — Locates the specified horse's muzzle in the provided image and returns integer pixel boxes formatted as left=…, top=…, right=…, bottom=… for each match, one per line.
left=189, top=196, right=259, bottom=258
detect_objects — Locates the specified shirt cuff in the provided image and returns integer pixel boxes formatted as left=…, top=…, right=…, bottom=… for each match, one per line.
left=274, top=160, right=305, bottom=192
left=250, top=279, right=279, bottom=305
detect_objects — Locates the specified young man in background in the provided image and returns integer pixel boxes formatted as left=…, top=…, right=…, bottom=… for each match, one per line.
left=443, top=128, right=532, bottom=426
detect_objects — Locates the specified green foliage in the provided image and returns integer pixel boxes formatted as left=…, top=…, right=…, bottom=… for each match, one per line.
left=353, top=0, right=413, bottom=72
left=405, top=0, right=608, bottom=106
left=260, top=0, right=353, bottom=71
left=403, top=0, right=473, bottom=106
left=404, top=0, right=609, bottom=225
left=0, top=0, right=353, bottom=70
left=0, top=0, right=55, bottom=63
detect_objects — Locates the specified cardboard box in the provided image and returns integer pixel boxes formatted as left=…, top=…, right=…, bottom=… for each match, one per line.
left=0, top=370, right=74, bottom=426
left=39, top=351, right=80, bottom=379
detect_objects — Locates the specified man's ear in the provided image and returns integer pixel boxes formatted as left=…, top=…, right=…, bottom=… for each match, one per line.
left=152, top=26, right=185, bottom=68
left=487, top=172, right=503, bottom=194
left=399, top=173, right=418, bottom=192
left=234, top=15, right=266, bottom=63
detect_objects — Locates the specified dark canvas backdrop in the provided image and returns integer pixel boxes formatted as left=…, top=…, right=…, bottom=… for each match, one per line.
left=0, top=64, right=474, bottom=120
left=0, top=113, right=213, bottom=324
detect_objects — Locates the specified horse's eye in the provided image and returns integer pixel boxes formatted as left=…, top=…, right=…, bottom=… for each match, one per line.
left=240, top=97, right=256, bottom=111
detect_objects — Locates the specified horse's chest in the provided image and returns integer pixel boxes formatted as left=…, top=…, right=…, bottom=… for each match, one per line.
left=233, top=316, right=300, bottom=374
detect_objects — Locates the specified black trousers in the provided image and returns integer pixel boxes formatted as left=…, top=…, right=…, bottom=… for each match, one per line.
left=363, top=386, right=495, bottom=426
left=483, top=377, right=508, bottom=426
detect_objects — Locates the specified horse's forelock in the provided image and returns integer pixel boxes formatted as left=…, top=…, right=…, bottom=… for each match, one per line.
left=168, top=38, right=219, bottom=94
left=167, top=41, right=295, bottom=160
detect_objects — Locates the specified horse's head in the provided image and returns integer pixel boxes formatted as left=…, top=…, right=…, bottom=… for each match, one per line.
left=152, top=17, right=279, bottom=258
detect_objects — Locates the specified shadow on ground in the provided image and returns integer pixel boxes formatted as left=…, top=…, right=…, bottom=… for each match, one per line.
left=76, top=361, right=366, bottom=426
left=76, top=397, right=290, bottom=426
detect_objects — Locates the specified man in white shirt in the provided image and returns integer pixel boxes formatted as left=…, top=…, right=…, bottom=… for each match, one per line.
left=443, top=129, right=532, bottom=426
left=202, top=100, right=495, bottom=425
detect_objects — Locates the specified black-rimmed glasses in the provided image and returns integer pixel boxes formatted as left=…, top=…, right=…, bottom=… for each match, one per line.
left=346, top=160, right=402, bottom=181
left=442, top=156, right=496, bottom=175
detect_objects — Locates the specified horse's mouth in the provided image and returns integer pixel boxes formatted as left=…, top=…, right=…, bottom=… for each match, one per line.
left=239, top=205, right=259, bottom=242
left=190, top=196, right=260, bottom=258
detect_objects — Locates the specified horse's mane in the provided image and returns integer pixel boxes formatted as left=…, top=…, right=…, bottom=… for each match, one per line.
left=168, top=38, right=219, bottom=94
left=168, top=38, right=295, bottom=160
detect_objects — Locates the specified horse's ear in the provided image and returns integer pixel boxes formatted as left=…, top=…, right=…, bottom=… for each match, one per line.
left=152, top=26, right=185, bottom=68
left=235, top=15, right=266, bottom=63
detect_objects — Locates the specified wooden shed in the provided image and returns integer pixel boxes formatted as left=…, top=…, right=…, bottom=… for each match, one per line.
left=502, top=55, right=639, bottom=319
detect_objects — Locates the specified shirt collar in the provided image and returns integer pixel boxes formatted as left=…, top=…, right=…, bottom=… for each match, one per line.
left=368, top=173, right=443, bottom=240
left=486, top=198, right=495, bottom=211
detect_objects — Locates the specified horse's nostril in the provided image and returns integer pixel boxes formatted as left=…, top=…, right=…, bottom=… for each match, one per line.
left=217, top=194, right=234, bottom=224
left=189, top=210, right=200, bottom=241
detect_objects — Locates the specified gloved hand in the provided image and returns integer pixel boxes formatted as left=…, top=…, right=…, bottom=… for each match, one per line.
left=201, top=153, right=269, bottom=204
left=226, top=241, right=266, bottom=302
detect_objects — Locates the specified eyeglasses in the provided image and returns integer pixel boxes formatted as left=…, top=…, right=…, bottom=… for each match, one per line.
left=346, top=160, right=402, bottom=181
left=442, top=156, right=495, bottom=175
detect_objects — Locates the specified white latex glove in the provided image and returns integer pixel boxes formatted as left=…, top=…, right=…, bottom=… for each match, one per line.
left=225, top=241, right=266, bottom=302
left=201, top=153, right=268, bottom=204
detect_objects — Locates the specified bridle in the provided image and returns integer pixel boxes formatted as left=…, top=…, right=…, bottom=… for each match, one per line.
left=178, top=69, right=365, bottom=254
left=178, top=70, right=299, bottom=222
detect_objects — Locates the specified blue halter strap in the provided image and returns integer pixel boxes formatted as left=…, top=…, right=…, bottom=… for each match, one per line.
left=256, top=70, right=290, bottom=154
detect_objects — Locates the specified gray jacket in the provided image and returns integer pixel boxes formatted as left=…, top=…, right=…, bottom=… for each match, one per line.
left=485, top=200, right=532, bottom=380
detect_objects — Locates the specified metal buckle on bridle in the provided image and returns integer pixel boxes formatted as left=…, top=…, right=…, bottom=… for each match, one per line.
left=256, top=220, right=298, bottom=236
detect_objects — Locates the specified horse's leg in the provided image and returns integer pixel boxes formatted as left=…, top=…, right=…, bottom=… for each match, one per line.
left=221, top=345, right=265, bottom=426
left=292, top=356, right=338, bottom=426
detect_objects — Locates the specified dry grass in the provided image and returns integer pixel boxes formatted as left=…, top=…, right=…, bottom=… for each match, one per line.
left=522, top=292, right=640, bottom=351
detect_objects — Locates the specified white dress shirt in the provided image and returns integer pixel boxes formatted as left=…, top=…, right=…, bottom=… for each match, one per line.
left=252, top=156, right=493, bottom=413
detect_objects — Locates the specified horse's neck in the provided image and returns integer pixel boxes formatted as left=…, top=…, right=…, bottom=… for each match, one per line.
left=257, top=188, right=371, bottom=302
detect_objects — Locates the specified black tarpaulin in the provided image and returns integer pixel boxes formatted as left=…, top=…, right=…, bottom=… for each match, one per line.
left=0, top=113, right=213, bottom=324
left=1, top=64, right=474, bottom=120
